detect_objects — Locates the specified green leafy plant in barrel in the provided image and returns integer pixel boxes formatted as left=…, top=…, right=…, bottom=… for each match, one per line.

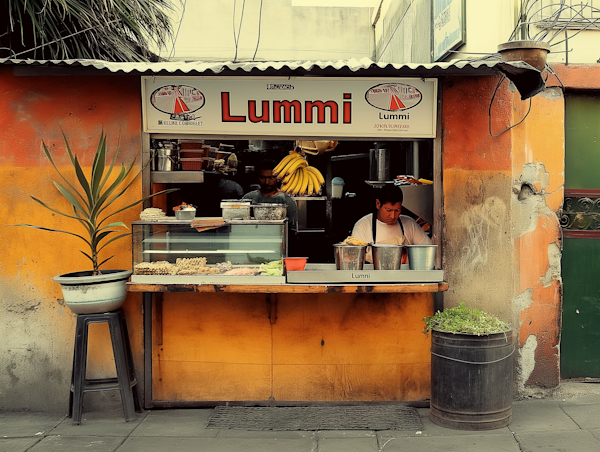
left=423, top=302, right=510, bottom=336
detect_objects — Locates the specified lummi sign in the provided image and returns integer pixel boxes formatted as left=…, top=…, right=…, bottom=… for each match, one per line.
left=142, top=77, right=438, bottom=138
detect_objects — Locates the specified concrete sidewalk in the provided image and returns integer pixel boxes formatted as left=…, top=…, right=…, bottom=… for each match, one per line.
left=2, top=383, right=600, bottom=452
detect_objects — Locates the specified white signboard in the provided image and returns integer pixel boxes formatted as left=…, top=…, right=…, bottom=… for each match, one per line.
left=142, top=77, right=437, bottom=138
left=433, top=0, right=465, bottom=62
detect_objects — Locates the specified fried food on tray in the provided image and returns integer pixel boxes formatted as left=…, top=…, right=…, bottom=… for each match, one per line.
left=340, top=236, right=367, bottom=246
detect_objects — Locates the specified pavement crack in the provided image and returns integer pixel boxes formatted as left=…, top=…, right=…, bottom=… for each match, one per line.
left=378, top=437, right=397, bottom=452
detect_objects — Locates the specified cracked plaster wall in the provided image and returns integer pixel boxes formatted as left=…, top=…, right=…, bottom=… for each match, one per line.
left=442, top=78, right=564, bottom=397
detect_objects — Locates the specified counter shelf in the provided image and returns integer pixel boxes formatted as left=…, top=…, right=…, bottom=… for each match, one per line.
left=286, top=263, right=444, bottom=284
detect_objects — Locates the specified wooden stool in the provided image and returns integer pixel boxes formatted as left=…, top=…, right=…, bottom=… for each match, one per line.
left=69, top=309, right=141, bottom=424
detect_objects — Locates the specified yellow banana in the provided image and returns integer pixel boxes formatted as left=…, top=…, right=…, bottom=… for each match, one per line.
left=282, top=156, right=308, bottom=177
left=304, top=168, right=314, bottom=196
left=305, top=167, right=319, bottom=195
left=282, top=168, right=299, bottom=194
left=306, top=166, right=325, bottom=186
left=299, top=168, right=311, bottom=196
left=281, top=167, right=297, bottom=185
left=294, top=168, right=305, bottom=196
left=273, top=151, right=300, bottom=176
left=277, top=154, right=304, bottom=179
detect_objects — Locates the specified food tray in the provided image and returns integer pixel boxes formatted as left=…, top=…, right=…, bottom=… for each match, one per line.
left=130, top=274, right=285, bottom=285
left=286, top=263, right=444, bottom=284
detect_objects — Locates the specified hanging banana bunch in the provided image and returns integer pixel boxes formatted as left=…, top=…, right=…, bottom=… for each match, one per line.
left=273, top=151, right=326, bottom=197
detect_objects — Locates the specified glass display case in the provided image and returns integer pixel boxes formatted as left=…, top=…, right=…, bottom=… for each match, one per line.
left=131, top=219, right=288, bottom=284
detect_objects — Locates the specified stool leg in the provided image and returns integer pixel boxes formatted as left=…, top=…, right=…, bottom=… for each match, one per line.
left=119, top=312, right=142, bottom=413
left=109, top=313, right=136, bottom=422
left=71, top=316, right=90, bottom=425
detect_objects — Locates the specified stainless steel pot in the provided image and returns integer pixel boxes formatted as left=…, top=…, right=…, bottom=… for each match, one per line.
left=334, top=244, right=366, bottom=270
left=406, top=245, right=437, bottom=270
left=156, top=148, right=179, bottom=171
left=372, top=244, right=403, bottom=270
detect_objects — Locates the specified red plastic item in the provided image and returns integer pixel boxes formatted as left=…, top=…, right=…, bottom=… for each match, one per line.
left=284, top=257, right=308, bottom=271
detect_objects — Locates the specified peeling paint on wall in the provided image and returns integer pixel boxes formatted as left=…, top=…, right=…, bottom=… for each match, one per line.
left=519, top=334, right=538, bottom=391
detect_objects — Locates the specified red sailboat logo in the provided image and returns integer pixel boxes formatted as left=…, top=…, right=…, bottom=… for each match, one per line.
left=150, top=85, right=205, bottom=116
left=365, top=83, right=422, bottom=111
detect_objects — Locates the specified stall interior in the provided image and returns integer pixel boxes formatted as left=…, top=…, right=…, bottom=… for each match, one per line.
left=149, top=138, right=433, bottom=263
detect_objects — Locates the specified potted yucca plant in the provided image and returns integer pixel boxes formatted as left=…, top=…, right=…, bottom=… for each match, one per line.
left=15, top=129, right=176, bottom=314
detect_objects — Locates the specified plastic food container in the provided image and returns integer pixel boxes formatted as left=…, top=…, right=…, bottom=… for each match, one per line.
left=175, top=209, right=196, bottom=220
left=253, top=203, right=287, bottom=220
left=220, top=200, right=252, bottom=220
left=180, top=149, right=208, bottom=159
left=331, top=177, right=345, bottom=198
left=284, top=257, right=308, bottom=271
left=180, top=158, right=203, bottom=171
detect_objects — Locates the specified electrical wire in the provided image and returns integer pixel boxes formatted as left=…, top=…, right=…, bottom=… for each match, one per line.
left=233, top=0, right=247, bottom=63
left=252, top=0, right=264, bottom=61
left=488, top=75, right=533, bottom=138
left=168, top=0, right=187, bottom=60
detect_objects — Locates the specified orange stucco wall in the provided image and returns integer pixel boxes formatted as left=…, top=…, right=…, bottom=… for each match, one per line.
left=0, top=67, right=145, bottom=410
left=441, top=75, right=564, bottom=391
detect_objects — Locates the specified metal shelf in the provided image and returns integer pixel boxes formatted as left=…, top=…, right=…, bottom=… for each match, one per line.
left=151, top=171, right=204, bottom=183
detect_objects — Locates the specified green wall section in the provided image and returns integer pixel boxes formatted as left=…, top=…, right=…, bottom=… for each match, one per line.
left=561, top=238, right=600, bottom=378
left=565, top=96, right=600, bottom=189
left=561, top=95, right=600, bottom=378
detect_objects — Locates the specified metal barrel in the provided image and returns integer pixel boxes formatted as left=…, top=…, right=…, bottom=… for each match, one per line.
left=430, top=330, right=514, bottom=430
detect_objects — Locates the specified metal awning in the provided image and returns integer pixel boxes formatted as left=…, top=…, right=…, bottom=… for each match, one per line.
left=0, top=57, right=544, bottom=99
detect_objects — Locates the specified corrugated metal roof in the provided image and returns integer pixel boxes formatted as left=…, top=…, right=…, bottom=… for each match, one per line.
left=0, top=56, right=544, bottom=99
left=0, top=56, right=534, bottom=77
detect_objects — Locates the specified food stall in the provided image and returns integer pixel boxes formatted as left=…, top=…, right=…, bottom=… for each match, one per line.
left=128, top=75, right=448, bottom=407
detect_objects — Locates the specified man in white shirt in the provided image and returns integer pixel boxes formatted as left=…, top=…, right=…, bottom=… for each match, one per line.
left=351, top=185, right=431, bottom=263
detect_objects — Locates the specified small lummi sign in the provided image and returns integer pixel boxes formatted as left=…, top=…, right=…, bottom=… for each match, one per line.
left=142, top=77, right=437, bottom=138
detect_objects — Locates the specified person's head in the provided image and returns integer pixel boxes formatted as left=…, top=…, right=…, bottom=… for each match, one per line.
left=374, top=185, right=404, bottom=225
left=257, top=158, right=279, bottom=195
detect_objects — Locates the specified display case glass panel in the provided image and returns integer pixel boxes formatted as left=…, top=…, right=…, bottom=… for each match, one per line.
left=131, top=219, right=287, bottom=284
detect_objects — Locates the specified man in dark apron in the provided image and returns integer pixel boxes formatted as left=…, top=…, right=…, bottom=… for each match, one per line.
left=350, top=185, right=431, bottom=263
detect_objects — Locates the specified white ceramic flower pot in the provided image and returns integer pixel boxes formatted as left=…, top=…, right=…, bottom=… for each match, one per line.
left=54, top=270, right=133, bottom=315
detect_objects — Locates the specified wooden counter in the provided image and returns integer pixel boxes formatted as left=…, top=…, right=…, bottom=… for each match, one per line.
left=130, top=282, right=447, bottom=408
left=127, top=282, right=448, bottom=293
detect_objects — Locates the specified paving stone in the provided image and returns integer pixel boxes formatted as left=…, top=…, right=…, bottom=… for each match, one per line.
left=133, top=409, right=218, bottom=437
left=376, top=433, right=521, bottom=452
left=0, top=412, right=65, bottom=438
left=510, top=400, right=580, bottom=433
left=315, top=430, right=376, bottom=439
left=559, top=402, right=600, bottom=429
left=318, top=437, right=379, bottom=452
left=50, top=410, right=147, bottom=437
left=515, top=430, right=600, bottom=451
left=0, top=437, right=40, bottom=452
left=27, top=435, right=125, bottom=452
left=118, top=436, right=315, bottom=452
